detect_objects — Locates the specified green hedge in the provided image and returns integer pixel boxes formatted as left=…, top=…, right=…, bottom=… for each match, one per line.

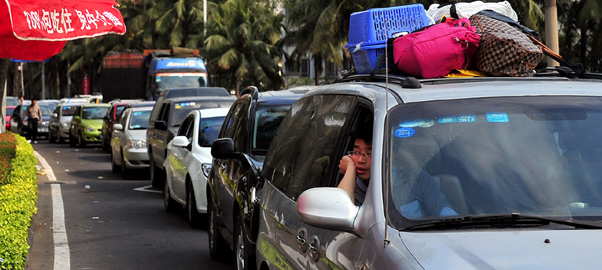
left=0, top=133, right=38, bottom=270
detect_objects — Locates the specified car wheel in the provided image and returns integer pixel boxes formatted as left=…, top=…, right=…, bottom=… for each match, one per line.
left=69, top=131, right=76, bottom=147
left=234, top=213, right=256, bottom=270
left=150, top=154, right=165, bottom=188
left=163, top=180, right=178, bottom=213
left=78, top=131, right=86, bottom=147
left=111, top=149, right=120, bottom=174
left=208, top=198, right=230, bottom=261
left=187, top=183, right=205, bottom=229
left=49, top=130, right=56, bottom=143
left=121, top=151, right=131, bottom=179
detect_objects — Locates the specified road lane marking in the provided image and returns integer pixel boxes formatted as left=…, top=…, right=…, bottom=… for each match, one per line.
left=134, top=185, right=162, bottom=193
left=35, top=151, right=71, bottom=270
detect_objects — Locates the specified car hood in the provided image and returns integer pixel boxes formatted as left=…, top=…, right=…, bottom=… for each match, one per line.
left=80, top=119, right=103, bottom=129
left=400, top=229, right=602, bottom=269
left=126, top=129, right=147, bottom=141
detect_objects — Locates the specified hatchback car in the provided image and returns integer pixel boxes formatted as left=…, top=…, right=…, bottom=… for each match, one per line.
left=69, top=103, right=110, bottom=147
left=216, top=71, right=602, bottom=269
left=110, top=106, right=153, bottom=178
left=163, top=108, right=230, bottom=227
left=49, top=103, right=84, bottom=143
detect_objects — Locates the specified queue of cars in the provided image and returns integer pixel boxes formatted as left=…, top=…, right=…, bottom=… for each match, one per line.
left=16, top=69, right=602, bottom=270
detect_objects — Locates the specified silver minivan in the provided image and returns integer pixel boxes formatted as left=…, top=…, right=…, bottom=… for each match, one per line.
left=253, top=75, right=602, bottom=269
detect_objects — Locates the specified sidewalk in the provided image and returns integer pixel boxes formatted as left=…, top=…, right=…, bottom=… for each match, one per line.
left=26, top=164, right=54, bottom=269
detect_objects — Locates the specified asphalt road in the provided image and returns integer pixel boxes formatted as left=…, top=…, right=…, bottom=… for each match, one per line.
left=27, top=140, right=235, bottom=270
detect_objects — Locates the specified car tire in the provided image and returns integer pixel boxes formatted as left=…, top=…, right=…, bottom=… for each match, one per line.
left=150, top=154, right=164, bottom=188
left=187, top=183, right=205, bottom=229
left=111, top=149, right=120, bottom=174
left=208, top=198, right=230, bottom=261
left=49, top=130, right=57, bottom=143
left=163, top=180, right=178, bottom=213
left=77, top=131, right=86, bottom=147
left=234, top=213, right=256, bottom=270
left=121, top=151, right=131, bottom=179
left=69, top=131, right=76, bottom=147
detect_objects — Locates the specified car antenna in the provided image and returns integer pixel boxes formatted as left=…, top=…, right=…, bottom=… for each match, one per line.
left=383, top=18, right=391, bottom=248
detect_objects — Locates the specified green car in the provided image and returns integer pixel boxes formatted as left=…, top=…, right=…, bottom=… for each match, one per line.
left=69, top=103, right=110, bottom=147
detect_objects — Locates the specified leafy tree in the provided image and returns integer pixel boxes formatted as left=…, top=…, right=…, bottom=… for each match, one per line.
left=204, top=0, right=286, bottom=95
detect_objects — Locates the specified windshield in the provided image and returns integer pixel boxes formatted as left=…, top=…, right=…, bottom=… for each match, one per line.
left=156, top=73, right=208, bottom=93
left=61, top=105, right=77, bottom=116
left=82, top=107, right=109, bottom=119
left=198, top=116, right=226, bottom=147
left=252, top=105, right=291, bottom=154
left=387, top=96, right=602, bottom=229
left=129, top=110, right=151, bottom=130
left=169, top=100, right=233, bottom=127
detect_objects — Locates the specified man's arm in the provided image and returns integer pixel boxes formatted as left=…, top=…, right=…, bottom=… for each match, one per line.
left=337, top=155, right=356, bottom=202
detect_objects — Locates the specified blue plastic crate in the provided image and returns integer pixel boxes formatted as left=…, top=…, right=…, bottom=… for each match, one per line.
left=345, top=4, right=430, bottom=73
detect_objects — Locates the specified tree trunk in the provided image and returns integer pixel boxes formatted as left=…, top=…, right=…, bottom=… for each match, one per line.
left=0, top=58, right=9, bottom=133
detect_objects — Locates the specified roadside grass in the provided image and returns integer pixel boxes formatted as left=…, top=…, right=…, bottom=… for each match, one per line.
left=0, top=133, right=38, bottom=270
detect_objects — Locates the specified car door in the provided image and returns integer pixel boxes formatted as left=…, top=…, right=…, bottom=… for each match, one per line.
left=258, top=94, right=359, bottom=269
left=70, top=106, right=82, bottom=135
left=213, top=98, right=250, bottom=237
left=170, top=115, right=194, bottom=203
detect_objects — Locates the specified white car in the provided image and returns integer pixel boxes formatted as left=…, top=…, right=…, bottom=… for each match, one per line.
left=110, top=106, right=153, bottom=179
left=163, top=107, right=230, bottom=228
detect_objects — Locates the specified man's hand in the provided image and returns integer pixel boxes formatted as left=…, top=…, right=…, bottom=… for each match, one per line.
left=339, top=155, right=355, bottom=175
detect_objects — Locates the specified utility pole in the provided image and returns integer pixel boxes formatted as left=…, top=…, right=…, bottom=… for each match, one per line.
left=545, top=0, right=559, bottom=67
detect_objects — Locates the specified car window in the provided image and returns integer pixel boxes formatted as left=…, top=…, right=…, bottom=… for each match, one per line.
left=6, top=107, right=15, bottom=116
left=178, top=116, right=194, bottom=137
left=158, top=103, right=171, bottom=123
left=220, top=102, right=245, bottom=140
left=198, top=116, right=226, bottom=147
left=169, top=100, right=233, bottom=128
left=252, top=104, right=291, bottom=155
left=263, top=95, right=357, bottom=200
left=386, top=96, right=602, bottom=228
left=82, top=107, right=109, bottom=119
left=129, top=110, right=151, bottom=130
left=116, top=105, right=128, bottom=121
left=61, top=105, right=77, bottom=116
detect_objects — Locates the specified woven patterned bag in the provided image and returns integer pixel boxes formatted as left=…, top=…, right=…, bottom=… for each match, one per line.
left=469, top=14, right=542, bottom=77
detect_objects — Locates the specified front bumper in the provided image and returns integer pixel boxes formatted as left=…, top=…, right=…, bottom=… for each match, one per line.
left=123, top=147, right=150, bottom=169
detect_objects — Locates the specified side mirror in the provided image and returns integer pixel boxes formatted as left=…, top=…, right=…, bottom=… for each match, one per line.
left=211, top=138, right=239, bottom=159
left=113, top=123, right=123, bottom=131
left=154, top=120, right=167, bottom=130
left=296, top=187, right=360, bottom=232
left=52, top=113, right=58, bottom=118
left=172, top=136, right=190, bottom=148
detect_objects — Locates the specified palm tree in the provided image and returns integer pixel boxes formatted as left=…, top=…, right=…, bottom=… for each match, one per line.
left=204, top=0, right=286, bottom=95
left=151, top=0, right=206, bottom=48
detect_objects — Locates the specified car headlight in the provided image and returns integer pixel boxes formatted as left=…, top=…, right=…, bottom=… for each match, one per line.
left=85, top=127, right=95, bottom=132
left=41, top=121, right=49, bottom=126
left=202, top=163, right=212, bottom=178
left=61, top=122, right=69, bottom=128
left=127, top=140, right=146, bottom=149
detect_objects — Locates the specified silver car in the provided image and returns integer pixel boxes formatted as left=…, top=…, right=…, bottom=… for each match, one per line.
left=110, top=106, right=152, bottom=179
left=254, top=75, right=602, bottom=269
left=49, top=103, right=84, bottom=143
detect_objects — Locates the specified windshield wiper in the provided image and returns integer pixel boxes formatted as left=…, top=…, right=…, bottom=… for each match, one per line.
left=402, top=213, right=602, bottom=231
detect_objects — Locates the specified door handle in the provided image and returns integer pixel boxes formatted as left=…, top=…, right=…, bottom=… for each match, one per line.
left=297, top=228, right=308, bottom=253
left=308, top=236, right=320, bottom=262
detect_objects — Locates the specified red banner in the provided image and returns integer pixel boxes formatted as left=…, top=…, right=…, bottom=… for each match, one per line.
left=5, top=0, right=126, bottom=41
left=0, top=0, right=125, bottom=61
